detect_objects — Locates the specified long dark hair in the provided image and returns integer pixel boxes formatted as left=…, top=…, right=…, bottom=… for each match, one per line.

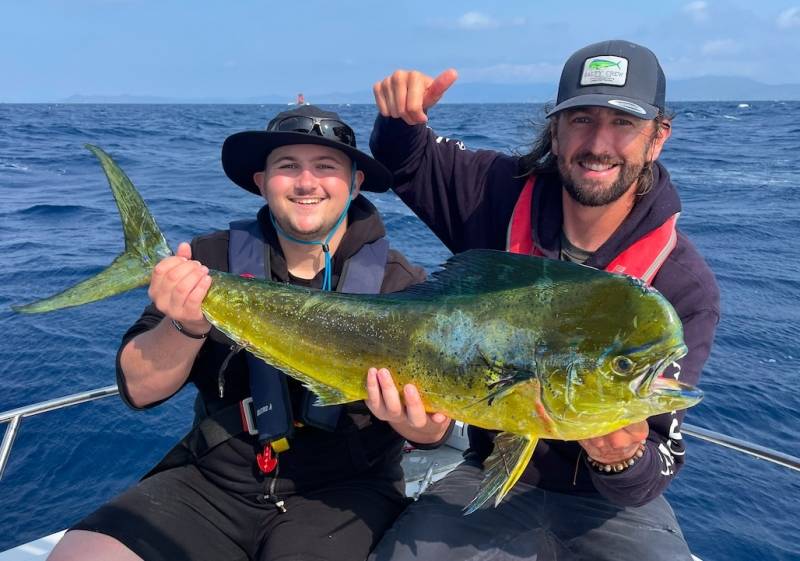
left=517, top=108, right=673, bottom=196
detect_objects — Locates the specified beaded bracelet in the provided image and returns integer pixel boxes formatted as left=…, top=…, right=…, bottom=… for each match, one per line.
left=171, top=318, right=209, bottom=340
left=587, top=440, right=647, bottom=474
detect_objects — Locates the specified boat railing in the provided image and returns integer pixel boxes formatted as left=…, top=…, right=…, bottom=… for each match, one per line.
left=0, top=385, right=119, bottom=480
left=1, top=385, right=799, bottom=481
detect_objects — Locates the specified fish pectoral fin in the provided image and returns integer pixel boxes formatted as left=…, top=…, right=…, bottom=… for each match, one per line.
left=462, top=378, right=527, bottom=410
left=464, top=354, right=535, bottom=409
left=463, top=432, right=538, bottom=515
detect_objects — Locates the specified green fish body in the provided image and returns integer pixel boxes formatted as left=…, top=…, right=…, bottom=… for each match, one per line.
left=588, top=59, right=623, bottom=70
left=14, top=146, right=702, bottom=512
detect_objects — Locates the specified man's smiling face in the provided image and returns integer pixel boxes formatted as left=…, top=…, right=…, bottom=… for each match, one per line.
left=551, top=106, right=668, bottom=207
left=254, top=144, right=363, bottom=241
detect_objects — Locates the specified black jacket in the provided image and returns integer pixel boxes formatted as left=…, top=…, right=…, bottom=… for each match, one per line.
left=371, top=115, right=721, bottom=507
left=115, top=195, right=427, bottom=495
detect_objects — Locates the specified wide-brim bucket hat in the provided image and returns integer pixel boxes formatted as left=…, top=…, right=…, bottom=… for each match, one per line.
left=222, top=105, right=393, bottom=194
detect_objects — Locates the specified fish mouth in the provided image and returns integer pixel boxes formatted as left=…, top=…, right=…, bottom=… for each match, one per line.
left=630, top=343, right=692, bottom=398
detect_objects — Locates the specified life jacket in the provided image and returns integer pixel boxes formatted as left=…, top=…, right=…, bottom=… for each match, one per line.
left=506, top=176, right=678, bottom=284
left=228, top=219, right=389, bottom=448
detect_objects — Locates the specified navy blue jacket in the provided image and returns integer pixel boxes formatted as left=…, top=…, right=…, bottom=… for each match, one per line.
left=371, top=115, right=720, bottom=507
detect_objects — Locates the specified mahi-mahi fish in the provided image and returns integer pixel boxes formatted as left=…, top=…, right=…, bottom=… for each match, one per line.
left=14, top=146, right=702, bottom=512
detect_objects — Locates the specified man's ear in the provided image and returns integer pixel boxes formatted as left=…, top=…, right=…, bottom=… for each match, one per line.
left=253, top=171, right=267, bottom=197
left=352, top=170, right=365, bottom=199
left=647, top=118, right=671, bottom=162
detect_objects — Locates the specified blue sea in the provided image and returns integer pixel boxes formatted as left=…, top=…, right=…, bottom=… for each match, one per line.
left=0, top=102, right=798, bottom=560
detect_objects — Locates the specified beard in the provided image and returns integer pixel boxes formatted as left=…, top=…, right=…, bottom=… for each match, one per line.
left=558, top=148, right=652, bottom=207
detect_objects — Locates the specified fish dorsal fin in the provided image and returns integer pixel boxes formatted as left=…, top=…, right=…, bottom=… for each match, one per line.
left=464, top=432, right=538, bottom=514
left=400, top=249, right=597, bottom=299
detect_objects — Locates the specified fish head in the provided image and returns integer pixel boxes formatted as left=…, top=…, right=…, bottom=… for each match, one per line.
left=537, top=274, right=702, bottom=429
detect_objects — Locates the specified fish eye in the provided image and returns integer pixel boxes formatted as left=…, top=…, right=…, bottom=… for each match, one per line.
left=612, top=356, right=634, bottom=375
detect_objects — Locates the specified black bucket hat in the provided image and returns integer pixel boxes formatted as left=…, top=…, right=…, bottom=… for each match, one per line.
left=222, top=105, right=393, bottom=194
left=546, top=40, right=666, bottom=120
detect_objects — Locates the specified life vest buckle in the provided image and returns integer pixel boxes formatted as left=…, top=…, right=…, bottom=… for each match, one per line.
left=239, top=397, right=259, bottom=436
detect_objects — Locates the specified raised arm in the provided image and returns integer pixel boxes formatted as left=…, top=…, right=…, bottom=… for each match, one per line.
left=370, top=69, right=523, bottom=254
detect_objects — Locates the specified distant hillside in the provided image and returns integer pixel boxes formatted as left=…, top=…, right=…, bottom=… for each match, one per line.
left=666, top=77, right=800, bottom=101
left=56, top=76, right=800, bottom=104
left=60, top=93, right=290, bottom=104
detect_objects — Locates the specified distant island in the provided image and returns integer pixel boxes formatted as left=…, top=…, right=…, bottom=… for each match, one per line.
left=45, top=76, right=800, bottom=104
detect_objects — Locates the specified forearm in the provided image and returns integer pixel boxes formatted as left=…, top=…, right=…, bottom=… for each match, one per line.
left=370, top=115, right=504, bottom=254
left=119, top=318, right=204, bottom=407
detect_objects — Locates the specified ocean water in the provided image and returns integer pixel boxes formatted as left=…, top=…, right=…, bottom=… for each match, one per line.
left=0, top=102, right=798, bottom=560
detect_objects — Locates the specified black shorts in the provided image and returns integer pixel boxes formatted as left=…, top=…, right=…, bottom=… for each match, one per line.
left=72, top=464, right=407, bottom=561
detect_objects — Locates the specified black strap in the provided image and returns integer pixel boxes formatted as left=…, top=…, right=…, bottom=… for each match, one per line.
left=143, top=402, right=249, bottom=479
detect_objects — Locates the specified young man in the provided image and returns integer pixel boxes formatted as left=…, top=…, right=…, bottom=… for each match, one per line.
left=367, top=41, right=720, bottom=560
left=47, top=105, right=449, bottom=561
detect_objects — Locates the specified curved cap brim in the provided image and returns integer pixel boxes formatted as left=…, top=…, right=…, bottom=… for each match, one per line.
left=546, top=94, right=660, bottom=120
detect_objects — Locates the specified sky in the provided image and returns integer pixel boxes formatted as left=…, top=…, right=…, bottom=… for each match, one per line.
left=2, top=0, right=800, bottom=102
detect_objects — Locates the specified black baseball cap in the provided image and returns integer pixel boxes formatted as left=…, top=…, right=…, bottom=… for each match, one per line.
left=546, top=40, right=666, bottom=120
left=222, top=105, right=393, bottom=194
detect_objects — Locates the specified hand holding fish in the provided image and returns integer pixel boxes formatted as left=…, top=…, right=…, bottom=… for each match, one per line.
left=365, top=367, right=452, bottom=445
left=149, top=242, right=212, bottom=336
left=579, top=420, right=650, bottom=465
left=373, top=68, right=458, bottom=125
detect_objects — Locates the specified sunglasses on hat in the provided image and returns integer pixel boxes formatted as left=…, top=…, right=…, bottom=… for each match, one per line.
left=269, top=116, right=357, bottom=148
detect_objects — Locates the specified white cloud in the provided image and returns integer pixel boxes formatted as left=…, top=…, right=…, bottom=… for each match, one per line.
left=457, top=11, right=498, bottom=30
left=701, top=39, right=741, bottom=56
left=777, top=7, right=800, bottom=29
left=682, top=1, right=709, bottom=23
left=428, top=12, right=528, bottom=31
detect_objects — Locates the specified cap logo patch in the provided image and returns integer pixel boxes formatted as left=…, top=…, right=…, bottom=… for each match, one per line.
left=581, top=56, right=628, bottom=86
left=607, top=99, right=647, bottom=115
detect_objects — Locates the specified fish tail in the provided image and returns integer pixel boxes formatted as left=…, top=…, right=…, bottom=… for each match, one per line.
left=12, top=145, right=171, bottom=314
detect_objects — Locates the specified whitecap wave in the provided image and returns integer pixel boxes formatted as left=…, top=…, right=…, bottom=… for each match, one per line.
left=0, top=161, right=30, bottom=171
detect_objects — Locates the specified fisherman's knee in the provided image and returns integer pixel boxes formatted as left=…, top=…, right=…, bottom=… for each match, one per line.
left=48, top=530, right=143, bottom=561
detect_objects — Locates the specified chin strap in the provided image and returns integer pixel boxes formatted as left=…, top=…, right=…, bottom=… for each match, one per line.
left=269, top=162, right=357, bottom=291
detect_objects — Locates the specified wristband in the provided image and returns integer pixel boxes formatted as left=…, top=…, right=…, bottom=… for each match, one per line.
left=587, top=440, right=647, bottom=474
left=171, top=318, right=209, bottom=340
